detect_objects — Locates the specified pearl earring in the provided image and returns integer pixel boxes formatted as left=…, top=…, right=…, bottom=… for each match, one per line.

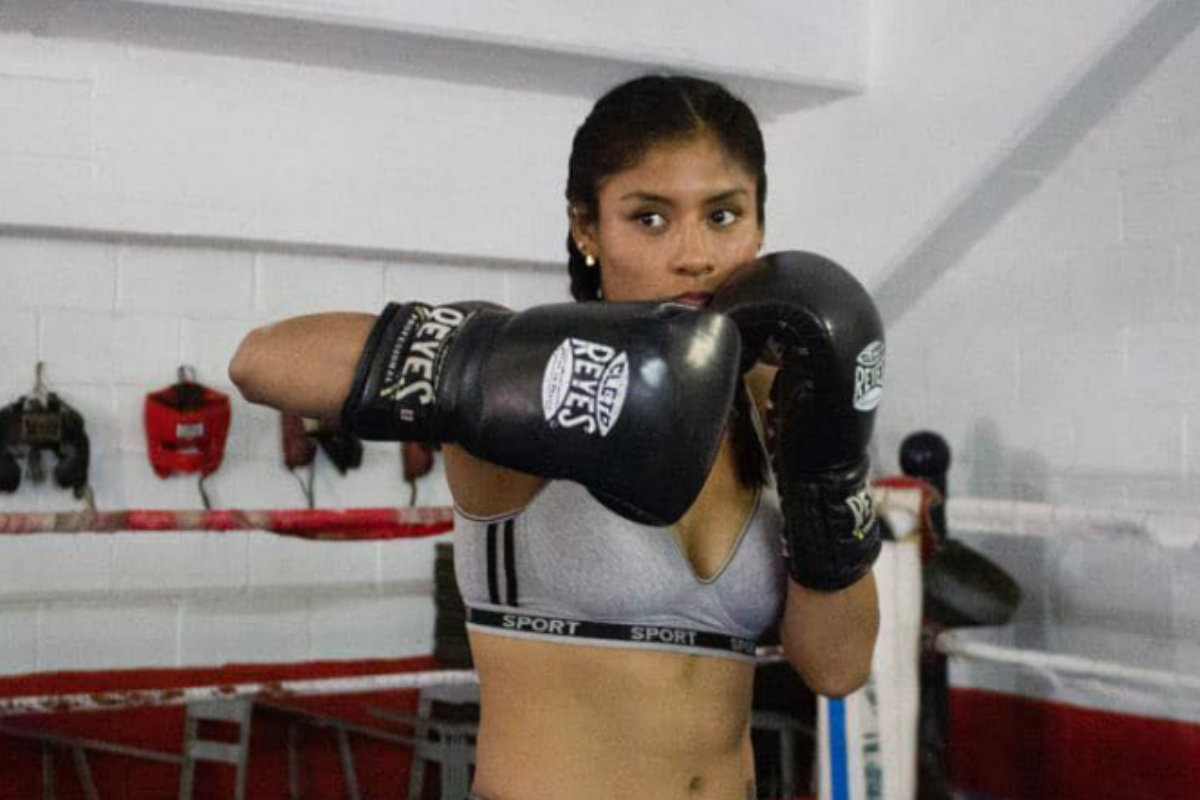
left=585, top=254, right=596, bottom=268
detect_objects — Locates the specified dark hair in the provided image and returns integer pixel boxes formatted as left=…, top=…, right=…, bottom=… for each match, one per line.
left=565, top=75, right=769, bottom=490
left=565, top=74, right=768, bottom=304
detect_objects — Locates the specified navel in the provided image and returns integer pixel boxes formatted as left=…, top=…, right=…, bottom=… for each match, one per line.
left=687, top=775, right=705, bottom=794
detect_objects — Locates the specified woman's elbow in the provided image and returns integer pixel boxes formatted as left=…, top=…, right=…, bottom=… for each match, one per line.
left=782, top=625, right=878, bottom=698
left=228, top=328, right=269, bottom=403
left=793, top=658, right=872, bottom=699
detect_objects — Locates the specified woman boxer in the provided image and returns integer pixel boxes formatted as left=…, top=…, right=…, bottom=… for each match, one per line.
left=230, top=75, right=880, bottom=800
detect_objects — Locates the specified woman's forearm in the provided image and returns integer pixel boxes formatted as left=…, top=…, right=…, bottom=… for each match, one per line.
left=228, top=312, right=376, bottom=419
left=779, top=570, right=879, bottom=697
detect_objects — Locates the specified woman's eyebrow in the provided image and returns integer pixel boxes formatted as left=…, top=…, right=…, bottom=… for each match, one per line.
left=618, top=191, right=673, bottom=204
left=706, top=189, right=750, bottom=203
left=618, top=188, right=750, bottom=203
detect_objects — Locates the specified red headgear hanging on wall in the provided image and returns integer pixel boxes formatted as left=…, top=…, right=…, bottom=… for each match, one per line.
left=144, top=368, right=231, bottom=478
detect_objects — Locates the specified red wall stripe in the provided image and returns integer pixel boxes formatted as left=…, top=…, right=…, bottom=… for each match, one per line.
left=0, top=656, right=439, bottom=800
left=949, top=687, right=1200, bottom=800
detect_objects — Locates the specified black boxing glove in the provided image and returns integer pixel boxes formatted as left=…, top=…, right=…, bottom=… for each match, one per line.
left=712, top=251, right=885, bottom=590
left=341, top=299, right=742, bottom=526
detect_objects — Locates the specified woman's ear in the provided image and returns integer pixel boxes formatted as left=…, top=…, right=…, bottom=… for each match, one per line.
left=569, top=205, right=598, bottom=259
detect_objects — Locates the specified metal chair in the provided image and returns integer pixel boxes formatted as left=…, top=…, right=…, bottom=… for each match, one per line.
left=178, top=698, right=254, bottom=800
left=373, top=682, right=480, bottom=800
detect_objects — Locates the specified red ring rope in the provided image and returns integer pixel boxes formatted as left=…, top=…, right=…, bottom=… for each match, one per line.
left=0, top=507, right=454, bottom=540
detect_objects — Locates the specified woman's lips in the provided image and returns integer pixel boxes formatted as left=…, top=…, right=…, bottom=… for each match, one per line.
left=671, top=292, right=713, bottom=308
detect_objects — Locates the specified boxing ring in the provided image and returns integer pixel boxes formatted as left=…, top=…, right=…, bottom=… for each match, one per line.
left=15, top=485, right=1146, bottom=800
left=789, top=485, right=1200, bottom=800
left=0, top=502, right=808, bottom=800
left=0, top=504, right=468, bottom=800
left=937, top=498, right=1200, bottom=800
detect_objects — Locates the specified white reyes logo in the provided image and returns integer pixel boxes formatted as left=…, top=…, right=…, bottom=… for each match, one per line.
left=853, top=340, right=885, bottom=412
left=542, top=338, right=630, bottom=436
left=383, top=305, right=467, bottom=405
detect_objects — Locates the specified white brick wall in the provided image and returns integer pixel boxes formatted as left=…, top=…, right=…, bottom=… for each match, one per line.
left=39, top=603, right=180, bottom=671
left=0, top=26, right=589, bottom=669
left=0, top=72, right=93, bottom=160
left=0, top=231, right=568, bottom=674
left=0, top=606, right=38, bottom=676
left=0, top=29, right=591, bottom=264
left=878, top=22, right=1200, bottom=516
left=765, top=0, right=1150, bottom=283
left=873, top=16, right=1200, bottom=654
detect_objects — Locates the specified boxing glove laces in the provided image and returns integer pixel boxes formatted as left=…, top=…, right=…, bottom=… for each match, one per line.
left=713, top=251, right=885, bottom=590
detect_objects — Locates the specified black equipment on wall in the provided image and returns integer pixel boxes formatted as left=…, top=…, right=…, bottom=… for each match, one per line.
left=0, top=363, right=91, bottom=502
left=281, top=412, right=365, bottom=508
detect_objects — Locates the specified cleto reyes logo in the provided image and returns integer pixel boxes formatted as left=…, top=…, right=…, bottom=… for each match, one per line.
left=854, top=340, right=885, bottom=412
left=542, top=338, right=630, bottom=436
left=381, top=305, right=468, bottom=407
left=846, top=484, right=877, bottom=541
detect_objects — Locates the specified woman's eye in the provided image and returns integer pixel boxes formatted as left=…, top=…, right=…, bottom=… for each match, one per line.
left=710, top=208, right=739, bottom=226
left=636, top=212, right=667, bottom=229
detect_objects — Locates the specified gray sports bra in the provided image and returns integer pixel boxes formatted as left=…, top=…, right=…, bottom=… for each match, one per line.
left=453, top=478, right=787, bottom=661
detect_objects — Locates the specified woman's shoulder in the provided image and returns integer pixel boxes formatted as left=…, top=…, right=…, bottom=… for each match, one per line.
left=444, top=444, right=546, bottom=518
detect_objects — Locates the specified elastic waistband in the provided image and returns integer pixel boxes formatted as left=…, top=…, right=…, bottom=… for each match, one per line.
left=465, top=607, right=758, bottom=660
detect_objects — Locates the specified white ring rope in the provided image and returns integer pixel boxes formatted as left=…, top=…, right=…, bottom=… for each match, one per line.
left=937, top=630, right=1200, bottom=693
left=948, top=497, right=1200, bottom=549
left=0, top=646, right=787, bottom=717
left=0, top=669, right=480, bottom=718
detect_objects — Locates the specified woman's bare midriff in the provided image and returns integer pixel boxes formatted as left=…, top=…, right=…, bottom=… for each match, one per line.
left=450, top=382, right=772, bottom=800
left=469, top=630, right=758, bottom=800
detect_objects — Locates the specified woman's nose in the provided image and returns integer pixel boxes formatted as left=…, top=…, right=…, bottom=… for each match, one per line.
left=673, top=260, right=714, bottom=278
left=671, top=225, right=715, bottom=277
